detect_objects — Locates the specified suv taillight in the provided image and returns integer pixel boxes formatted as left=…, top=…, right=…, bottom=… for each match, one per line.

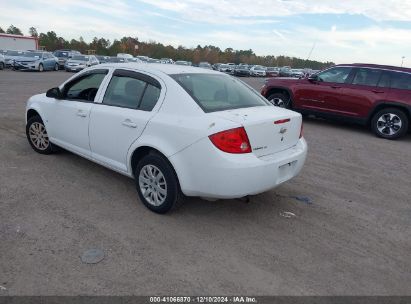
left=209, top=127, right=252, bottom=154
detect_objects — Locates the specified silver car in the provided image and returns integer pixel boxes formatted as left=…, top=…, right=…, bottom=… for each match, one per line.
left=64, top=55, right=99, bottom=72
left=13, top=51, right=59, bottom=72
left=4, top=50, right=25, bottom=68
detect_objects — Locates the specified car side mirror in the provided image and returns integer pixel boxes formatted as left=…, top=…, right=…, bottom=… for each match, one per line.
left=46, top=87, right=62, bottom=99
left=308, top=74, right=319, bottom=83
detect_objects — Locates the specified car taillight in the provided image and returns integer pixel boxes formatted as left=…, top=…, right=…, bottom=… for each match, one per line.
left=209, top=127, right=252, bottom=154
left=299, top=122, right=303, bottom=138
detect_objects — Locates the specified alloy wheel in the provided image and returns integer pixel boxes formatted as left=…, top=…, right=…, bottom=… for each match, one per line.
left=28, top=122, right=49, bottom=150
left=139, top=164, right=168, bottom=206
left=376, top=113, right=402, bottom=136
left=270, top=97, right=289, bottom=108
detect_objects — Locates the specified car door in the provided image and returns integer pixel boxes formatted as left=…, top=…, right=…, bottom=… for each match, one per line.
left=335, top=68, right=387, bottom=117
left=46, top=69, right=109, bottom=157
left=42, top=53, right=51, bottom=70
left=296, top=66, right=353, bottom=113
left=89, top=69, right=163, bottom=173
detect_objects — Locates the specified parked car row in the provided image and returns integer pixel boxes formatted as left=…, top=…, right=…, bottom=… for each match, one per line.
left=0, top=48, right=317, bottom=78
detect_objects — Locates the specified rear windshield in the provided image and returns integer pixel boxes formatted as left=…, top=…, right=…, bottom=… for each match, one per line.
left=171, top=73, right=269, bottom=113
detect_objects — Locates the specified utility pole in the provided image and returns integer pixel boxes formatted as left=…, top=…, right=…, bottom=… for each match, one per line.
left=307, top=42, right=316, bottom=61
left=401, top=56, right=405, bottom=67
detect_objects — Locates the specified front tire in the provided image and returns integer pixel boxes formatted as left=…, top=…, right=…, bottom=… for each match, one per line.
left=134, top=152, right=181, bottom=214
left=38, top=63, right=44, bottom=72
left=26, top=115, right=54, bottom=154
left=371, top=108, right=408, bottom=140
left=267, top=92, right=291, bottom=109
left=0, top=62, right=4, bottom=70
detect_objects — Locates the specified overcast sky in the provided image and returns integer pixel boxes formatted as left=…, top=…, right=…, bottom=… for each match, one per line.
left=1, top=0, right=411, bottom=66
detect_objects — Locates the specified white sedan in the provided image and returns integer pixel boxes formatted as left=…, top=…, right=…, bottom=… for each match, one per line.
left=25, top=63, right=307, bottom=213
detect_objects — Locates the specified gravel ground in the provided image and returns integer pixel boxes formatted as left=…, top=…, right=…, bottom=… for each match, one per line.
left=0, top=70, right=410, bottom=296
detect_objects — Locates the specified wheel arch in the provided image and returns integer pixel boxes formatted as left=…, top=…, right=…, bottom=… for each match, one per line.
left=26, top=108, right=43, bottom=124
left=265, top=86, right=294, bottom=104
left=367, top=101, right=411, bottom=126
left=128, top=145, right=181, bottom=183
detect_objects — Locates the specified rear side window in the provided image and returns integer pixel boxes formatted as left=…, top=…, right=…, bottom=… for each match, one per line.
left=377, top=72, right=391, bottom=88
left=140, top=85, right=161, bottom=111
left=102, top=70, right=162, bottom=111
left=103, top=76, right=146, bottom=109
left=317, top=67, right=352, bottom=84
left=390, top=72, right=411, bottom=90
left=352, top=68, right=381, bottom=86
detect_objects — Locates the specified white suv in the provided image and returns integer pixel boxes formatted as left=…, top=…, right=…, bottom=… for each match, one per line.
left=25, top=64, right=307, bottom=213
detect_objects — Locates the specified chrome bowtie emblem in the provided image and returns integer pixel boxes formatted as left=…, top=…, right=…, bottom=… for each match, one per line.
left=279, top=127, right=287, bottom=134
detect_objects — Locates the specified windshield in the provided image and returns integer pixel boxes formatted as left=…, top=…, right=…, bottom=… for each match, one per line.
left=71, top=55, right=89, bottom=61
left=54, top=51, right=69, bottom=57
left=171, top=73, right=270, bottom=113
left=6, top=50, right=24, bottom=56
left=254, top=66, right=265, bottom=70
left=23, top=52, right=43, bottom=58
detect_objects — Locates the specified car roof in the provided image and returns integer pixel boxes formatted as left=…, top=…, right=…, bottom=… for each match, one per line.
left=336, top=63, right=411, bottom=73
left=96, top=63, right=220, bottom=75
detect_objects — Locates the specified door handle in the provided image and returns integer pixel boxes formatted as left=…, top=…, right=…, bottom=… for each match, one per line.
left=76, top=110, right=87, bottom=117
left=372, top=90, right=385, bottom=94
left=331, top=86, right=341, bottom=89
left=122, top=119, right=137, bottom=128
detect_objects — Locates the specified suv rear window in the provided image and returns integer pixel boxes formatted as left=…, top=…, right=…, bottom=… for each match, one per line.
left=171, top=73, right=269, bottom=113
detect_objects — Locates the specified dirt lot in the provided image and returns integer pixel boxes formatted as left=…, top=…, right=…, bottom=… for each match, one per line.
left=0, top=70, right=410, bottom=296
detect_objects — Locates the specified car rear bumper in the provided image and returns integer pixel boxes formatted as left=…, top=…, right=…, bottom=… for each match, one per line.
left=169, top=137, right=307, bottom=199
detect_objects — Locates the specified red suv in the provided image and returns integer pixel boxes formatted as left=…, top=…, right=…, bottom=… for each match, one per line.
left=261, top=64, right=411, bottom=139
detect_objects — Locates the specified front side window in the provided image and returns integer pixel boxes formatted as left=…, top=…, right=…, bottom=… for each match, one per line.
left=171, top=73, right=269, bottom=113
left=390, top=72, right=411, bottom=90
left=64, top=72, right=107, bottom=102
left=317, top=67, right=352, bottom=83
left=352, top=68, right=382, bottom=86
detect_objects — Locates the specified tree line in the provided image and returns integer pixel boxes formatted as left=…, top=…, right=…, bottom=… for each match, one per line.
left=0, top=24, right=334, bottom=69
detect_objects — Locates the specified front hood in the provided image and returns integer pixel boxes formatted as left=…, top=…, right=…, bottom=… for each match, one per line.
left=14, top=56, right=38, bottom=62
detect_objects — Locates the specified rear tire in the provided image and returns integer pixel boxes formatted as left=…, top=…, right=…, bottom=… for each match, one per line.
left=26, top=115, right=55, bottom=154
left=134, top=152, right=182, bottom=214
left=267, top=92, right=291, bottom=109
left=371, top=108, right=408, bottom=140
left=54, top=63, right=59, bottom=71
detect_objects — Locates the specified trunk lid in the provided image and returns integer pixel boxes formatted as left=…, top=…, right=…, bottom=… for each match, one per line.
left=210, top=106, right=302, bottom=157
